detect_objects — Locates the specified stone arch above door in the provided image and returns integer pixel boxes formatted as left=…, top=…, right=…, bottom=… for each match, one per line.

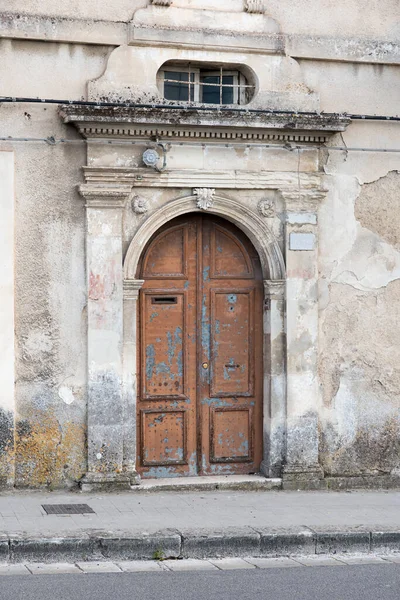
left=120, top=193, right=287, bottom=485
left=123, top=193, right=285, bottom=282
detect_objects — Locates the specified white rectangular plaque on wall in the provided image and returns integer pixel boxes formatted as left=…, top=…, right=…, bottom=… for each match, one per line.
left=289, top=232, right=316, bottom=251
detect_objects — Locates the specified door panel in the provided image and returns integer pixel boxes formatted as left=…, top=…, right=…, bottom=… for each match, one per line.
left=137, top=215, right=263, bottom=478
left=210, top=289, right=254, bottom=397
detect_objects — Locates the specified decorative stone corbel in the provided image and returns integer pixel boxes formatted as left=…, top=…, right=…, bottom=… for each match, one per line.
left=258, top=198, right=275, bottom=218
left=79, top=184, right=132, bottom=208
left=194, top=188, right=215, bottom=211
left=244, top=0, right=266, bottom=14
left=281, top=188, right=328, bottom=213
left=130, top=194, right=149, bottom=215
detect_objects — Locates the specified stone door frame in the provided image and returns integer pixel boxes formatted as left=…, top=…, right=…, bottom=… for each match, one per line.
left=79, top=181, right=327, bottom=490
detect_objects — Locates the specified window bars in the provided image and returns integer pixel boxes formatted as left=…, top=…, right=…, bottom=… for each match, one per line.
left=163, top=66, right=255, bottom=105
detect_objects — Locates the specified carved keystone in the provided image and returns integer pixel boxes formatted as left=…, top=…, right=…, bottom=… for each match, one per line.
left=194, top=188, right=215, bottom=211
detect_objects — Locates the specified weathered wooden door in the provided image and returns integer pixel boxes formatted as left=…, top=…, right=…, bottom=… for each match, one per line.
left=137, top=215, right=263, bottom=478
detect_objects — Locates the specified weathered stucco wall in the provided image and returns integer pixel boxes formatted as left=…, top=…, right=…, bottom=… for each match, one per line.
left=4, top=0, right=399, bottom=40
left=319, top=138, right=400, bottom=478
left=0, top=0, right=399, bottom=487
left=0, top=41, right=111, bottom=487
left=0, top=151, right=15, bottom=487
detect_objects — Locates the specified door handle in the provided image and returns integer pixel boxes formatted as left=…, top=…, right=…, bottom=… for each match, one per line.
left=202, top=362, right=209, bottom=369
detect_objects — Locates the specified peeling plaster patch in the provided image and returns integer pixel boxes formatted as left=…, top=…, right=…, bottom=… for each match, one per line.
left=355, top=171, right=400, bottom=250
left=22, top=330, right=53, bottom=358
left=331, top=226, right=400, bottom=291
left=319, top=280, right=400, bottom=475
left=58, top=386, right=75, bottom=405
left=320, top=175, right=400, bottom=292
left=15, top=408, right=86, bottom=488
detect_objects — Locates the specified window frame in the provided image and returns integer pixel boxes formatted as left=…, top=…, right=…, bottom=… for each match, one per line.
left=158, top=64, right=251, bottom=106
left=199, top=70, right=239, bottom=105
left=158, top=66, right=200, bottom=103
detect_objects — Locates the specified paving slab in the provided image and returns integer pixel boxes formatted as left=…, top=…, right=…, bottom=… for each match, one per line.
left=26, top=563, right=82, bottom=574
left=76, top=562, right=122, bottom=573
left=244, top=557, right=302, bottom=569
left=117, top=560, right=166, bottom=572
left=336, top=555, right=387, bottom=565
left=210, top=558, right=257, bottom=570
left=0, top=564, right=30, bottom=575
left=382, top=555, right=400, bottom=564
left=163, top=559, right=219, bottom=572
left=294, top=556, right=347, bottom=566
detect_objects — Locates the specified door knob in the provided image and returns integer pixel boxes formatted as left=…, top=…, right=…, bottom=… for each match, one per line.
left=202, top=362, right=209, bottom=369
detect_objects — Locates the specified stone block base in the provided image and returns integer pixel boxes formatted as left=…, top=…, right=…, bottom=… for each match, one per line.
left=325, top=474, right=400, bottom=491
left=282, top=464, right=326, bottom=491
left=80, top=472, right=135, bottom=492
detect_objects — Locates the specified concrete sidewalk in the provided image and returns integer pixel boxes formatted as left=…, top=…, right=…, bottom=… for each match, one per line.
left=0, top=487, right=400, bottom=562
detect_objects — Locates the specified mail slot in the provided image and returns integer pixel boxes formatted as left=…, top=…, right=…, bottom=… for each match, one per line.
left=151, top=296, right=178, bottom=305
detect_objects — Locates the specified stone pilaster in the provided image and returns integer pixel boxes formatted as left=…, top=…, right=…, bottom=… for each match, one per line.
left=260, top=280, right=286, bottom=478
left=122, top=279, right=144, bottom=485
left=79, top=184, right=133, bottom=491
left=281, top=189, right=327, bottom=489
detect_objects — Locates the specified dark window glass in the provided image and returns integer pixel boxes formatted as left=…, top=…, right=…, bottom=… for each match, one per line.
left=222, top=75, right=234, bottom=105
left=201, top=75, right=221, bottom=104
left=164, top=71, right=194, bottom=101
left=200, top=74, right=235, bottom=105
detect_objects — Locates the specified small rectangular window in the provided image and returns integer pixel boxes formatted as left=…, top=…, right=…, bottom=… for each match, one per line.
left=158, top=64, right=254, bottom=106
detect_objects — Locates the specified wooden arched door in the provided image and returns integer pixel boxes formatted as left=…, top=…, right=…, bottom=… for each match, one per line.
left=137, top=215, right=263, bottom=478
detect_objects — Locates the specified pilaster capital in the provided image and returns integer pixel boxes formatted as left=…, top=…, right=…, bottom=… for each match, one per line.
left=123, top=279, right=145, bottom=300
left=264, top=279, right=285, bottom=300
left=79, top=184, right=133, bottom=209
left=281, top=188, right=328, bottom=213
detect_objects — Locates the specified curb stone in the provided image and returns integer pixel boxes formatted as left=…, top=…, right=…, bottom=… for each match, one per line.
left=99, top=531, right=181, bottom=560
left=181, top=528, right=260, bottom=559
left=371, top=532, right=400, bottom=553
left=2, top=529, right=400, bottom=563
left=257, top=527, right=316, bottom=556
left=314, top=531, right=371, bottom=555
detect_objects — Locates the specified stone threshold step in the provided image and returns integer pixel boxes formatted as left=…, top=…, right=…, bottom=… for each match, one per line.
left=130, top=475, right=282, bottom=493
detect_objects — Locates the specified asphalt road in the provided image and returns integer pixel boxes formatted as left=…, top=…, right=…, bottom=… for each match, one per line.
left=2, top=564, right=400, bottom=600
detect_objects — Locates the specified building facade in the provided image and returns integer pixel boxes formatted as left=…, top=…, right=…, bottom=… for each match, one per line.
left=0, top=0, right=399, bottom=490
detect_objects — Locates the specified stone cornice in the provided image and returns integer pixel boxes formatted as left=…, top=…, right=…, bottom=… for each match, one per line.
left=264, top=280, right=285, bottom=299
left=79, top=184, right=132, bottom=208
left=123, top=279, right=145, bottom=300
left=2, top=14, right=398, bottom=65
left=82, top=166, right=323, bottom=191
left=61, top=106, right=350, bottom=144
